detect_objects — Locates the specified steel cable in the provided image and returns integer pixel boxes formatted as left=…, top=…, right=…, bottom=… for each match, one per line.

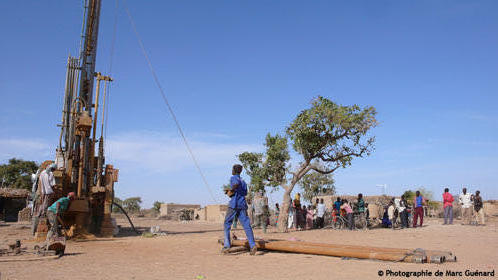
left=121, top=0, right=219, bottom=204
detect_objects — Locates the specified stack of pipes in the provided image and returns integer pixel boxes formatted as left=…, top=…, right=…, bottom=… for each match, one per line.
left=219, top=239, right=456, bottom=264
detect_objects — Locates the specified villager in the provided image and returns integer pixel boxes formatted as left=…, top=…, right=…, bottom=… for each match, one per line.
left=31, top=163, right=57, bottom=236
left=459, top=187, right=473, bottom=225
left=365, top=202, right=370, bottom=223
left=398, top=195, right=408, bottom=228
left=252, top=190, right=268, bottom=233
left=316, top=198, right=325, bottom=228
left=412, top=191, right=426, bottom=228
left=473, top=190, right=485, bottom=226
left=388, top=199, right=396, bottom=229
left=357, top=193, right=366, bottom=227
left=300, top=205, right=307, bottom=230
left=382, top=207, right=391, bottom=228
left=341, top=199, right=354, bottom=230
left=46, top=192, right=75, bottom=239
left=222, top=164, right=257, bottom=255
left=306, top=205, right=314, bottom=230
left=332, top=197, right=342, bottom=224
left=274, top=203, right=280, bottom=227
left=293, top=193, right=302, bottom=230
left=288, top=198, right=295, bottom=229
left=442, top=188, right=454, bottom=225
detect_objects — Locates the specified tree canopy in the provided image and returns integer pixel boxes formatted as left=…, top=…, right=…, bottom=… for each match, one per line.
left=238, top=96, right=377, bottom=231
left=153, top=201, right=163, bottom=213
left=122, top=197, right=142, bottom=214
left=112, top=197, right=123, bottom=213
left=0, top=158, right=39, bottom=190
left=299, top=171, right=335, bottom=202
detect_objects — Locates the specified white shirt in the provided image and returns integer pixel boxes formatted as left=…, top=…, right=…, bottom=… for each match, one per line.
left=317, top=203, right=326, bottom=218
left=39, top=170, right=55, bottom=195
left=394, top=198, right=405, bottom=212
left=388, top=205, right=395, bottom=220
left=459, top=193, right=472, bottom=208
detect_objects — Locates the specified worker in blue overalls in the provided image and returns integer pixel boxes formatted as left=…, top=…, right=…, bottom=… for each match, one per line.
left=222, top=164, right=257, bottom=255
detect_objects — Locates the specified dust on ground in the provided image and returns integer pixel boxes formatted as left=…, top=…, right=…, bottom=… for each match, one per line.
left=0, top=217, right=497, bottom=280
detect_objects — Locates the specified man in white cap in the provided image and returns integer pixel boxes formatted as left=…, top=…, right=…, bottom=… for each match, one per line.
left=31, top=163, right=57, bottom=235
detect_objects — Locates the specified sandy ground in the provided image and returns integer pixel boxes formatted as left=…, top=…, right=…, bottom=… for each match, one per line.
left=0, top=217, right=497, bottom=280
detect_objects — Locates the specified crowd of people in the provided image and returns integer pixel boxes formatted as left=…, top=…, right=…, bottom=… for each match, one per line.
left=285, top=194, right=328, bottom=230
left=223, top=166, right=487, bottom=249
left=245, top=187, right=487, bottom=233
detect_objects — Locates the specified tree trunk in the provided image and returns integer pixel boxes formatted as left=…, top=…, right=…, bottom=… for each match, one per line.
left=277, top=187, right=292, bottom=232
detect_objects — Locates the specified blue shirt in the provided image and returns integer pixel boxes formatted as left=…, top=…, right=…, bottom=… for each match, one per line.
left=416, top=196, right=423, bottom=208
left=228, top=175, right=248, bottom=209
left=334, top=201, right=342, bottom=212
left=48, top=197, right=71, bottom=214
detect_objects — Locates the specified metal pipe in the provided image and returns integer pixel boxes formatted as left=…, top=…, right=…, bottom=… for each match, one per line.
left=92, top=73, right=102, bottom=145
left=271, top=239, right=454, bottom=263
left=226, top=239, right=426, bottom=263
left=100, top=79, right=108, bottom=137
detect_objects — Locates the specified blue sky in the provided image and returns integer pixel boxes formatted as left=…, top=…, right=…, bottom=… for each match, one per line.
left=1, top=1, right=497, bottom=208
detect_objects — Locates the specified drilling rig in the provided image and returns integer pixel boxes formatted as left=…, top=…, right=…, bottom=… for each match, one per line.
left=36, top=0, right=118, bottom=238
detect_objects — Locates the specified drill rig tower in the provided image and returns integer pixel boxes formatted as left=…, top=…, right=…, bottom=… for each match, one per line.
left=40, top=0, right=118, bottom=237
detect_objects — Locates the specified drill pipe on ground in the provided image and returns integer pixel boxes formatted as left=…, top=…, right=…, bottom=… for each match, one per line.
left=223, top=239, right=426, bottom=263
left=271, top=240, right=455, bottom=263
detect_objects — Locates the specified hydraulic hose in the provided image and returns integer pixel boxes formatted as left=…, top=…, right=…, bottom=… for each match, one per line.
left=112, top=202, right=139, bottom=234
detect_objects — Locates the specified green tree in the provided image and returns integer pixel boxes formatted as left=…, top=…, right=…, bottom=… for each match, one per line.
left=112, top=197, right=123, bottom=213
left=402, top=190, right=416, bottom=202
left=123, top=197, right=142, bottom=214
left=299, top=171, right=335, bottom=202
left=238, top=152, right=265, bottom=193
left=239, top=97, right=377, bottom=232
left=0, top=158, right=39, bottom=190
left=403, top=188, right=439, bottom=209
left=153, top=201, right=163, bottom=213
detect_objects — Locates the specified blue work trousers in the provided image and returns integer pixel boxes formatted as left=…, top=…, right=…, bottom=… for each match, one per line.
left=224, top=207, right=256, bottom=249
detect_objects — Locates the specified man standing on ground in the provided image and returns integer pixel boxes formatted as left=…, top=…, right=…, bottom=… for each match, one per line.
left=46, top=192, right=75, bottom=239
left=357, top=193, right=366, bottom=227
left=32, top=163, right=57, bottom=236
left=397, top=195, right=408, bottom=228
left=442, top=188, right=454, bottom=225
left=394, top=196, right=406, bottom=229
left=333, top=197, right=342, bottom=223
left=252, top=190, right=268, bottom=233
left=459, top=187, right=473, bottom=225
left=222, top=164, right=257, bottom=255
left=473, top=191, right=485, bottom=226
left=412, top=191, right=426, bottom=228
left=316, top=199, right=325, bottom=229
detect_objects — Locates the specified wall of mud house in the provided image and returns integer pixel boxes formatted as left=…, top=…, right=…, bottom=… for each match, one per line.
left=193, top=205, right=228, bottom=222
left=159, top=203, right=201, bottom=219
left=0, top=197, right=27, bottom=222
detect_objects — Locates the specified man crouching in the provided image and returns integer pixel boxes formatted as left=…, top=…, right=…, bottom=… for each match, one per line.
left=46, top=192, right=75, bottom=239
left=222, top=164, right=257, bottom=255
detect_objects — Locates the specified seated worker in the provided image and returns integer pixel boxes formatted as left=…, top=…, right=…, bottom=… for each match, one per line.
left=46, top=192, right=75, bottom=239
